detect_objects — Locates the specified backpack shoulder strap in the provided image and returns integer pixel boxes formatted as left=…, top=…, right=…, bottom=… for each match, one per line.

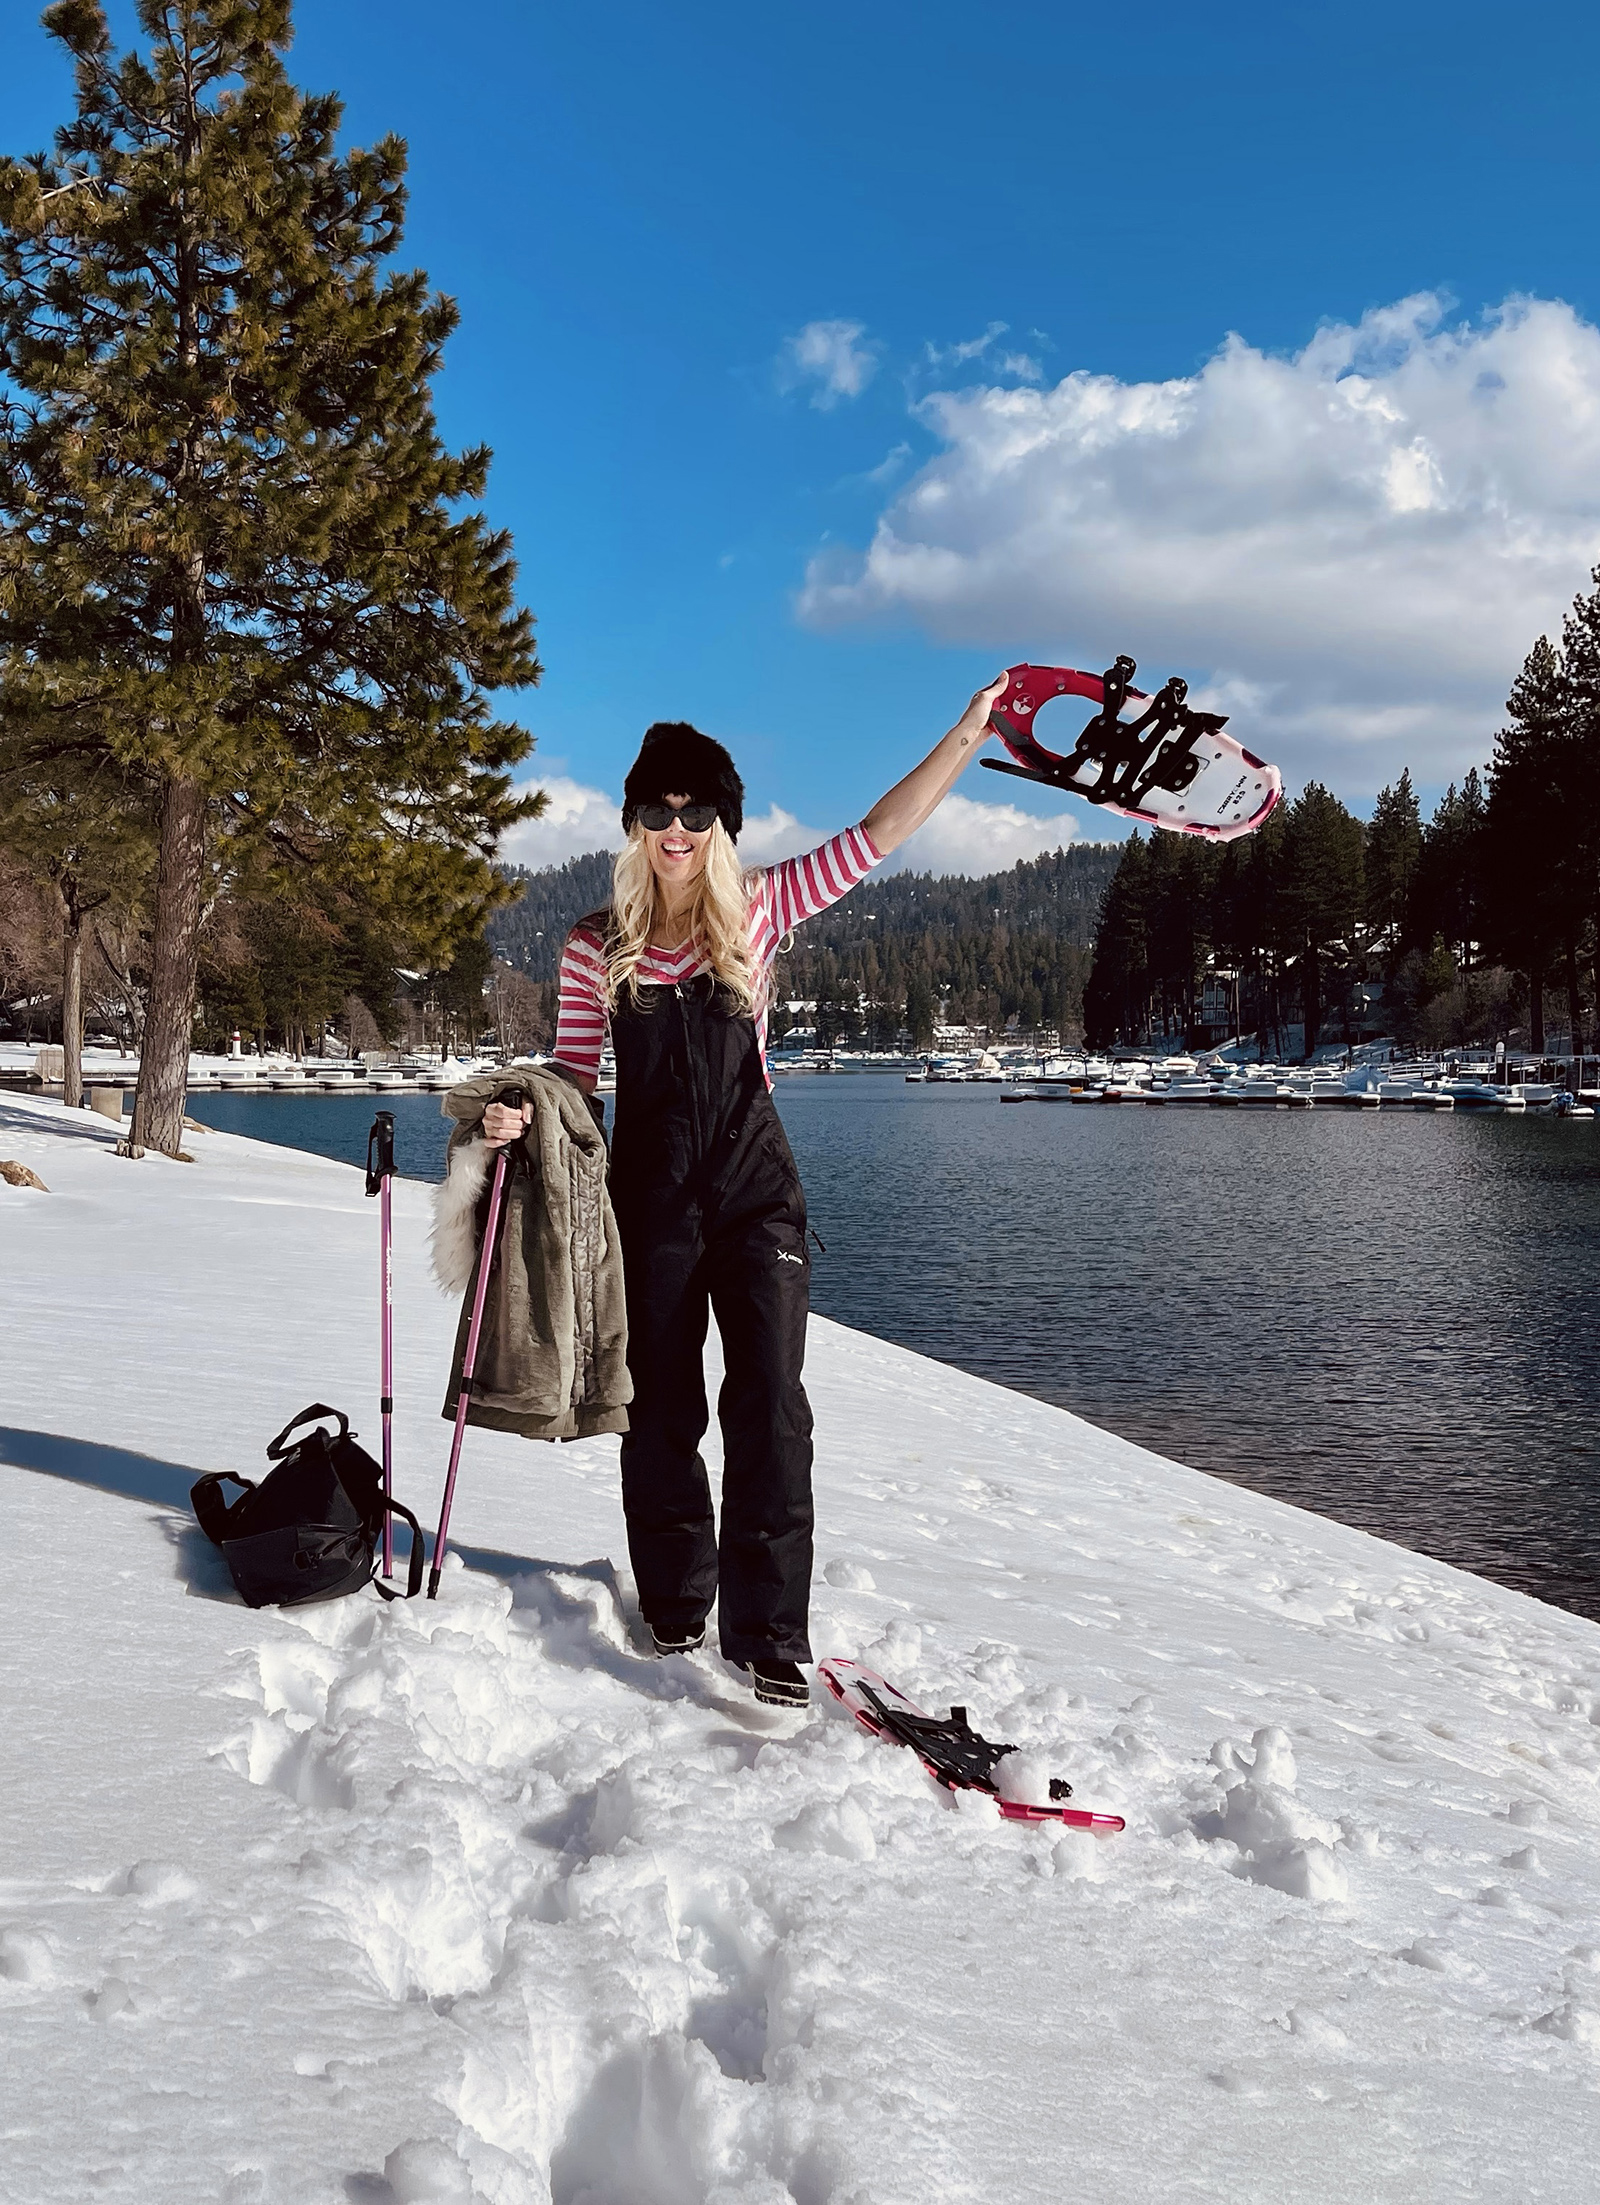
left=190, top=1471, right=257, bottom=1547
left=374, top=1495, right=426, bottom=1601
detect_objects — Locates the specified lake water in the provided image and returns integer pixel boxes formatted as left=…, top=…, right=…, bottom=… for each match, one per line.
left=187, top=1081, right=1600, bottom=1622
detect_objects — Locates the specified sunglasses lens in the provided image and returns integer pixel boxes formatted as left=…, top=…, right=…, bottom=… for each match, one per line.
left=639, top=803, right=717, bottom=833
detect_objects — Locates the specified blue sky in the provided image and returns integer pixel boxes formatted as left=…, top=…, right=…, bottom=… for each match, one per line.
left=7, top=1, right=1600, bottom=871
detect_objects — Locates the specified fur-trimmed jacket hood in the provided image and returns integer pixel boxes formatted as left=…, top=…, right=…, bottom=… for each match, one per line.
left=433, top=1067, right=631, bottom=1443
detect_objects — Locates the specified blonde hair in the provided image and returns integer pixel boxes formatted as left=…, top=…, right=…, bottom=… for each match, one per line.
left=604, top=819, right=758, bottom=1014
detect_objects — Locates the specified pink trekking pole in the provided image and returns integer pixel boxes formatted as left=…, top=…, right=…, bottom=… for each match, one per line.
left=364, top=1111, right=398, bottom=1579
left=429, top=1088, right=522, bottom=1598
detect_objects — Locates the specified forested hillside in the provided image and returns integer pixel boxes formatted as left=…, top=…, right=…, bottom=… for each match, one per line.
left=487, top=842, right=1121, bottom=1048
left=487, top=853, right=613, bottom=978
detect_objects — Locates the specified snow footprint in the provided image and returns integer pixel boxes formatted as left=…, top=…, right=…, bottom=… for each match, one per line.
left=676, top=1882, right=778, bottom=2082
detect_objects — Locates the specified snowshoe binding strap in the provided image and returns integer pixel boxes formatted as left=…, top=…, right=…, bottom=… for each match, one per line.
left=855, top=1681, right=1071, bottom=1800
left=983, top=658, right=1228, bottom=814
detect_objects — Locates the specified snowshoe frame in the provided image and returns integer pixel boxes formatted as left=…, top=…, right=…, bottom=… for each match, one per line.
left=854, top=1679, right=1072, bottom=1801
left=982, top=658, right=1281, bottom=841
left=818, top=1657, right=1127, bottom=1831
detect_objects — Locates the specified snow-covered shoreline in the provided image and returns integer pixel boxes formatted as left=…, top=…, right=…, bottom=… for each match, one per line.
left=3, top=1085, right=1598, bottom=2204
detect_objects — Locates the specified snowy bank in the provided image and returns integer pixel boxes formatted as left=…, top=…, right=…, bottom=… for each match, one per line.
left=2, top=1087, right=1598, bottom=2205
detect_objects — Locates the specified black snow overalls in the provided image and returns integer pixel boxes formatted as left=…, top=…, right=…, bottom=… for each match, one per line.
left=608, top=975, right=814, bottom=1664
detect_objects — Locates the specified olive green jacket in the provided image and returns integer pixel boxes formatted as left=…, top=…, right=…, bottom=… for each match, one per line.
left=432, top=1068, right=631, bottom=1441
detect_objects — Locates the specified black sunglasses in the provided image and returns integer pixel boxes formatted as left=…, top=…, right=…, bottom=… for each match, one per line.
left=636, top=802, right=719, bottom=833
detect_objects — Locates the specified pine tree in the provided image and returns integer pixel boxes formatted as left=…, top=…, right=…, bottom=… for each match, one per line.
left=0, top=1, right=541, bottom=1154
left=1281, top=784, right=1364, bottom=1054
left=1083, top=835, right=1151, bottom=1046
left=904, top=968, right=936, bottom=1051
left=1554, top=567, right=1600, bottom=1047
left=1365, top=770, right=1422, bottom=953
left=1210, top=803, right=1289, bottom=1055
left=1486, top=634, right=1568, bottom=1052
left=1412, top=776, right=1488, bottom=972
left=0, top=757, right=151, bottom=1103
left=433, top=930, right=493, bottom=1059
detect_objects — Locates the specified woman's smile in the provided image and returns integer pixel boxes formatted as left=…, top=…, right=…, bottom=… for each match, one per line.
left=644, top=792, right=711, bottom=893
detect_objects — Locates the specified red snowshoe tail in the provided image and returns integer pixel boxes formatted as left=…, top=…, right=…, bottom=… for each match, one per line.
left=819, top=1658, right=1125, bottom=1835
left=997, top=1800, right=1127, bottom=1832
left=982, top=658, right=1281, bottom=843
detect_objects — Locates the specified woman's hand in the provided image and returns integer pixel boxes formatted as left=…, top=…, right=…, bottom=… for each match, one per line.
left=862, top=672, right=1011, bottom=857
left=482, top=1099, right=531, bottom=1148
left=956, top=672, right=1010, bottom=745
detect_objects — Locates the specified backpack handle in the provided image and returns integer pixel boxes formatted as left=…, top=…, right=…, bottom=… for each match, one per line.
left=189, top=1470, right=258, bottom=1546
left=266, top=1403, right=350, bottom=1459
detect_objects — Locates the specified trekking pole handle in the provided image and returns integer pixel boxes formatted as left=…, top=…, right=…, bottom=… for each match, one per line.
left=365, top=1110, right=396, bottom=1196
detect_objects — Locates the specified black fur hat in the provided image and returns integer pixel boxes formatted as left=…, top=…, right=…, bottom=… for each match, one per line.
left=621, top=721, right=744, bottom=843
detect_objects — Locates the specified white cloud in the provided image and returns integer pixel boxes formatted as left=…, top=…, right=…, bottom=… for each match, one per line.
left=732, top=794, right=1093, bottom=876
left=927, top=321, right=1010, bottom=369
left=778, top=318, right=879, bottom=409
left=736, top=804, right=827, bottom=865
left=864, top=441, right=913, bottom=485
left=499, top=775, right=620, bottom=869
left=799, top=293, right=1600, bottom=791
left=500, top=790, right=836, bottom=874
left=877, top=791, right=1086, bottom=876
left=495, top=780, right=1090, bottom=883
left=925, top=322, right=1043, bottom=385
left=740, top=794, right=1092, bottom=878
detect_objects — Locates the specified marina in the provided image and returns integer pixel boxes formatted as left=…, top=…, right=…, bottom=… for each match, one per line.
left=990, top=1052, right=1598, bottom=1116
left=7, top=1036, right=1599, bottom=1121
left=3, top=1045, right=482, bottom=1101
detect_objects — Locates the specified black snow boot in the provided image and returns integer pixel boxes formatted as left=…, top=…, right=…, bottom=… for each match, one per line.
left=650, top=1626, right=706, bottom=1657
left=736, top=1659, right=809, bottom=1709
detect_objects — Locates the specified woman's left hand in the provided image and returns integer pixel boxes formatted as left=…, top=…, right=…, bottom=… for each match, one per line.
left=954, top=673, right=1009, bottom=747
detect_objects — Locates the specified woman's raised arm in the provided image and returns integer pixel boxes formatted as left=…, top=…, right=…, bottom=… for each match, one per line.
left=861, top=674, right=1008, bottom=857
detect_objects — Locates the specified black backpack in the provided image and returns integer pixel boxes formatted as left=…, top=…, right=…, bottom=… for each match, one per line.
left=190, top=1404, right=424, bottom=1609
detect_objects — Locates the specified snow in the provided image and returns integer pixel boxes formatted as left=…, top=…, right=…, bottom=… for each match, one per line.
left=3, top=1085, right=1600, bottom=2203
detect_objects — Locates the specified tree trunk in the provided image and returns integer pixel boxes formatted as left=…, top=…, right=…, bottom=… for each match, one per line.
left=60, top=889, right=84, bottom=1110
left=131, top=774, right=207, bottom=1155
left=1529, top=964, right=1545, bottom=1055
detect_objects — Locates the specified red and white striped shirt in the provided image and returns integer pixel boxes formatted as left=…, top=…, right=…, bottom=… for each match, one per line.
left=554, top=824, right=883, bottom=1088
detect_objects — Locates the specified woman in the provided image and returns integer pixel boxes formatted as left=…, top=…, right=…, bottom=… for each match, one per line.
left=484, top=675, right=1007, bottom=1705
